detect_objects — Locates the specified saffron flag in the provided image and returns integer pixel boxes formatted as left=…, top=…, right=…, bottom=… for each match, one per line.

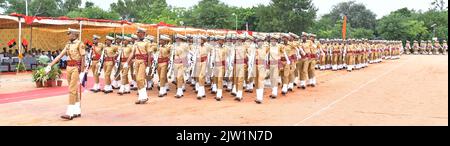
left=342, top=15, right=347, bottom=40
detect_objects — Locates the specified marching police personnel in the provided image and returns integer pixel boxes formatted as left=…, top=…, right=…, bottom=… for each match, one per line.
left=268, top=34, right=281, bottom=99
left=145, top=35, right=157, bottom=90
left=129, top=34, right=139, bottom=90
left=213, top=35, right=228, bottom=101
left=405, top=40, right=411, bottom=55
left=254, top=34, right=269, bottom=104
left=117, top=36, right=133, bottom=95
left=233, top=34, right=248, bottom=101
left=287, top=33, right=300, bottom=91
left=306, top=34, right=318, bottom=87
left=46, top=28, right=85, bottom=120
left=346, top=39, right=356, bottom=72
left=102, top=36, right=118, bottom=94
left=412, top=40, right=419, bottom=55
left=331, top=39, right=340, bottom=70
left=280, top=33, right=292, bottom=95
left=244, top=35, right=256, bottom=93
left=433, top=40, right=441, bottom=55
left=297, top=32, right=308, bottom=89
left=195, top=35, right=210, bottom=99
left=173, top=34, right=189, bottom=98
left=90, top=35, right=104, bottom=92
left=157, top=35, right=172, bottom=97
left=124, top=28, right=154, bottom=104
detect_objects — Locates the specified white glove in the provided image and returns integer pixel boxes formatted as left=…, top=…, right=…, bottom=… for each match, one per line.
left=145, top=67, right=150, bottom=75
left=45, top=65, right=52, bottom=74
left=123, top=63, right=129, bottom=69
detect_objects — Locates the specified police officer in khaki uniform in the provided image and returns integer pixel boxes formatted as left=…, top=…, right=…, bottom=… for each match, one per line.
left=244, top=35, right=257, bottom=93
left=117, top=36, right=133, bottom=95
left=46, top=28, right=85, bottom=120
left=405, top=40, right=411, bottom=55
left=280, top=33, right=292, bottom=95
left=195, top=35, right=210, bottom=99
left=233, top=34, right=249, bottom=101
left=102, top=36, right=118, bottom=94
left=173, top=34, right=189, bottom=98
left=157, top=35, right=172, bottom=97
left=412, top=40, right=419, bottom=55
left=212, top=35, right=228, bottom=101
left=306, top=34, right=319, bottom=86
left=254, top=35, right=269, bottom=104
left=145, top=35, right=157, bottom=91
left=89, top=35, right=104, bottom=92
left=297, top=32, right=309, bottom=89
left=268, top=34, right=282, bottom=99
left=433, top=40, right=441, bottom=55
left=112, top=36, right=123, bottom=89
left=345, top=39, right=356, bottom=72
left=129, top=34, right=139, bottom=90
left=331, top=39, right=340, bottom=70
left=125, top=27, right=154, bottom=104
left=287, top=33, right=300, bottom=91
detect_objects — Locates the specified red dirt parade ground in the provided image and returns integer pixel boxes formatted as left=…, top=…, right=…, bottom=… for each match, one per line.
left=0, top=55, right=447, bottom=126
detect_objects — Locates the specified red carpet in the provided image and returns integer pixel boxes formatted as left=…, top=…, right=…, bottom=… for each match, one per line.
left=0, top=73, right=102, bottom=104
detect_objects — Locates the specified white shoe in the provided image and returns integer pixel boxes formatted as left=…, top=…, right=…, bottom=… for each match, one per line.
left=248, top=83, right=254, bottom=90
left=288, top=83, right=293, bottom=90
left=300, top=80, right=306, bottom=87
left=177, top=88, right=184, bottom=97
left=332, top=65, right=338, bottom=70
left=118, top=85, right=125, bottom=93
left=236, top=90, right=243, bottom=99
left=138, top=88, right=148, bottom=100
left=347, top=65, right=354, bottom=71
left=112, top=80, right=118, bottom=89
left=159, top=86, right=166, bottom=95
left=232, top=85, right=237, bottom=94
left=217, top=89, right=223, bottom=99
left=256, top=89, right=264, bottom=101
left=65, top=105, right=74, bottom=116
left=124, top=84, right=131, bottom=92
left=281, top=84, right=288, bottom=93
left=272, top=87, right=278, bottom=96
left=74, top=102, right=81, bottom=115
left=212, top=84, right=217, bottom=92
left=227, top=82, right=232, bottom=90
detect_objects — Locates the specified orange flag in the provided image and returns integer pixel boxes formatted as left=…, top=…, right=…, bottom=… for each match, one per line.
left=342, top=15, right=347, bottom=40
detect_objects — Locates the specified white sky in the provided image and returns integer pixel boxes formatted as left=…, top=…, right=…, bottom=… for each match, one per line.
left=83, top=0, right=446, bottom=19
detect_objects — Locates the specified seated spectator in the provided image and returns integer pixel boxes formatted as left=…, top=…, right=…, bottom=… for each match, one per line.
left=6, top=50, right=13, bottom=57
left=14, top=49, right=19, bottom=56
left=1, top=48, right=6, bottom=54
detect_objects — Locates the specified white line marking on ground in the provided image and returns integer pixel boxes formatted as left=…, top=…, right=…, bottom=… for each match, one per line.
left=294, top=59, right=410, bottom=126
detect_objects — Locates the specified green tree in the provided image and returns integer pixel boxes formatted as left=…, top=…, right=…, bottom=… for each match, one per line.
left=1, top=0, right=28, bottom=14
left=67, top=6, right=120, bottom=20
left=84, top=1, right=94, bottom=8
left=60, top=0, right=81, bottom=14
left=29, top=0, right=61, bottom=16
left=327, top=1, right=377, bottom=30
left=349, top=28, right=374, bottom=39
left=184, top=0, right=233, bottom=29
left=377, top=12, right=428, bottom=41
left=255, top=0, right=317, bottom=34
